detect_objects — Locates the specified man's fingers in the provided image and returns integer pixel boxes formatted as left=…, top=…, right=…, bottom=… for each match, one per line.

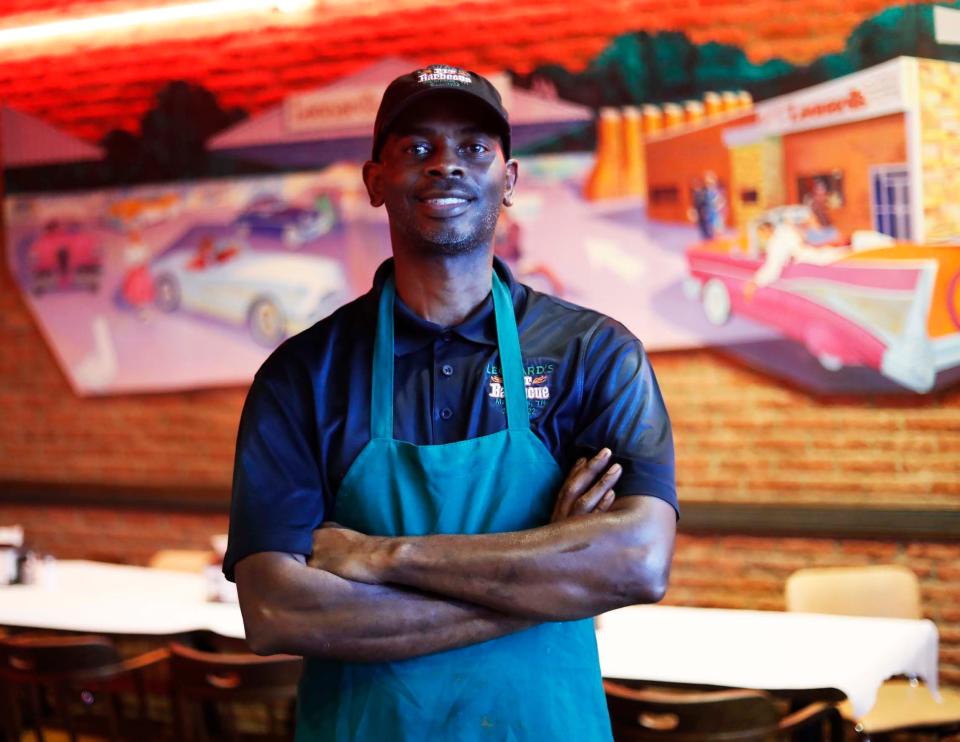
left=555, top=448, right=613, bottom=520
left=569, top=464, right=622, bottom=516
left=557, top=450, right=611, bottom=520
left=597, top=489, right=616, bottom=512
left=552, top=455, right=592, bottom=520
left=586, top=464, right=622, bottom=511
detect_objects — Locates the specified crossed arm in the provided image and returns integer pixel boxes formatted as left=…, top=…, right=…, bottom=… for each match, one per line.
left=235, top=449, right=676, bottom=661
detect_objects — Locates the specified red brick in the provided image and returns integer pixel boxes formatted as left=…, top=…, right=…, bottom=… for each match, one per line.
left=837, top=541, right=901, bottom=558
left=906, top=544, right=960, bottom=560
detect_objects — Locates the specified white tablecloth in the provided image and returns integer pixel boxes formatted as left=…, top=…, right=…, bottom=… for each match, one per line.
left=596, top=604, right=941, bottom=717
left=0, top=560, right=244, bottom=639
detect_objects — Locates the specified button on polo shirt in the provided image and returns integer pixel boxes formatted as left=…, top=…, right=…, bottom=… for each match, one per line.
left=225, top=257, right=677, bottom=581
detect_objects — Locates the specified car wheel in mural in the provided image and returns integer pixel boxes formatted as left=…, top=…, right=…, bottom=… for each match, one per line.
left=700, top=279, right=732, bottom=327
left=248, top=298, right=285, bottom=347
left=154, top=273, right=181, bottom=312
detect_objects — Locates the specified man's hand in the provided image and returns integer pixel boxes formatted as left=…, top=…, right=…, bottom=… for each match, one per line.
left=309, top=523, right=387, bottom=584
left=550, top=448, right=622, bottom=522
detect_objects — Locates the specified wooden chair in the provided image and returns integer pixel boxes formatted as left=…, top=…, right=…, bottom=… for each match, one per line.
left=169, top=642, right=302, bottom=742
left=148, top=549, right=213, bottom=573
left=604, top=680, right=838, bottom=741
left=785, top=565, right=960, bottom=739
left=0, top=633, right=171, bottom=742
left=785, top=565, right=920, bottom=620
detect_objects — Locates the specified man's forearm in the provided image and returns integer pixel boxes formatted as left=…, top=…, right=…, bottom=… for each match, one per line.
left=235, top=552, right=534, bottom=662
left=317, top=496, right=676, bottom=622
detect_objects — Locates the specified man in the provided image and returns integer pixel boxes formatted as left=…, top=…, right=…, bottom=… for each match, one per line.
left=225, top=65, right=678, bottom=741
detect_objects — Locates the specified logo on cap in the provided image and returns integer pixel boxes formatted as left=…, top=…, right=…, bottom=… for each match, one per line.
left=416, top=65, right=472, bottom=86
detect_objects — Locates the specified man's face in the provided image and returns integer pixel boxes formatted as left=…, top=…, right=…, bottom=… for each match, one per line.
left=363, top=96, right=517, bottom=257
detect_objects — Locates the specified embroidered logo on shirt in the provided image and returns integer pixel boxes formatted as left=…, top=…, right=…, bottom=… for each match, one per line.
left=485, top=359, right=555, bottom=418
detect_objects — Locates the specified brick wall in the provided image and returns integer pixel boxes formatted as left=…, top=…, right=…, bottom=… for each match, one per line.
left=0, top=265, right=243, bottom=485
left=1, top=0, right=958, bottom=693
left=3, top=251, right=959, bottom=684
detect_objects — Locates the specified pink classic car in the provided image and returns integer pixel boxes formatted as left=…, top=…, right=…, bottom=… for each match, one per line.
left=27, top=222, right=102, bottom=295
left=685, top=206, right=960, bottom=393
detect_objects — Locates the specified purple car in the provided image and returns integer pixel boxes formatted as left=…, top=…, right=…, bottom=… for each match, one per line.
left=233, top=195, right=336, bottom=247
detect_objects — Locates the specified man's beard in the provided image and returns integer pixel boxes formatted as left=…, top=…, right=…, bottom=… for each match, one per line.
left=390, top=195, right=502, bottom=258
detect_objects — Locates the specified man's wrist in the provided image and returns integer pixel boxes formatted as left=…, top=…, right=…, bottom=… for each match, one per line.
left=376, top=536, right=414, bottom=583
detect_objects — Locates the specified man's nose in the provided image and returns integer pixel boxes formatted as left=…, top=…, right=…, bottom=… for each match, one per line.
left=426, top=145, right=464, bottom=177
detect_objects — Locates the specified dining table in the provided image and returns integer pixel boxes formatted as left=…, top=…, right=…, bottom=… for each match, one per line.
left=596, top=604, right=941, bottom=718
left=0, top=559, right=244, bottom=639
left=0, top=561, right=943, bottom=720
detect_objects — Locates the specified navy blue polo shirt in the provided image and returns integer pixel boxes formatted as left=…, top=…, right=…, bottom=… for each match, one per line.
left=224, top=258, right=676, bottom=580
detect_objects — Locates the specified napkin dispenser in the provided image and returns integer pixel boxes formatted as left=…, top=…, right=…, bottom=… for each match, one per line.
left=0, top=525, right=24, bottom=585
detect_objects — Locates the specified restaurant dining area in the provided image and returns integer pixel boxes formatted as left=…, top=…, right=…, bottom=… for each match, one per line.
left=1, top=531, right=960, bottom=739
left=2, top=0, right=960, bottom=740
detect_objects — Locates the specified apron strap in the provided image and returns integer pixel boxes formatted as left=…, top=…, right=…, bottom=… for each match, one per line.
left=371, top=276, right=396, bottom=440
left=370, top=270, right=530, bottom=440
left=491, top=272, right=530, bottom=432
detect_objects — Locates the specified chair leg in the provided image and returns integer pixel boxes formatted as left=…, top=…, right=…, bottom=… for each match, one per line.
left=26, top=686, right=45, bottom=742
left=51, top=686, right=76, bottom=742
left=827, top=707, right=844, bottom=742
left=106, top=692, right=123, bottom=742
left=1, top=685, right=23, bottom=742
left=173, top=694, right=190, bottom=741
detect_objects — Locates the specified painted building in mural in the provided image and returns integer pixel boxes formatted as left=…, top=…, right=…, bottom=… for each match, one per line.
left=645, top=56, right=960, bottom=246
left=640, top=57, right=960, bottom=394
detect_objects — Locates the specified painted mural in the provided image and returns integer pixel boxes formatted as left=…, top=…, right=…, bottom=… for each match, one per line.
left=5, top=153, right=776, bottom=394
left=4, top=3, right=960, bottom=395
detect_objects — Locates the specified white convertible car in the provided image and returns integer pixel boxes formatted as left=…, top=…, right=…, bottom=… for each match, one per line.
left=151, top=227, right=348, bottom=346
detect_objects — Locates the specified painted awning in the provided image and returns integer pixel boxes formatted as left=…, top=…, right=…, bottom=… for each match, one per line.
left=2, top=106, right=102, bottom=168
left=208, top=57, right=592, bottom=167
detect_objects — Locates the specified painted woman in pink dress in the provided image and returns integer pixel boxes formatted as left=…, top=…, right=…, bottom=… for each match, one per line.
left=121, top=230, right=154, bottom=312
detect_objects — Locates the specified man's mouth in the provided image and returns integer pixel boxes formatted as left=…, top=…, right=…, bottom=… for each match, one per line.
left=415, top=192, right=475, bottom=217
left=420, top=197, right=470, bottom=206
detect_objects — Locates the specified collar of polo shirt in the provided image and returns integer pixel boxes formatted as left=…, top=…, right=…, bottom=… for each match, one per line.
left=369, top=258, right=524, bottom=356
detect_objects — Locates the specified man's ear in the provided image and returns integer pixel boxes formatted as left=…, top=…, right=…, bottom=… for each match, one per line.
left=362, top=160, right=384, bottom=207
left=502, top=158, right=518, bottom=207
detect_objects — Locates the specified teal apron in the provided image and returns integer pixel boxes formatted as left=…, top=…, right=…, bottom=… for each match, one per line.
left=296, top=271, right=612, bottom=741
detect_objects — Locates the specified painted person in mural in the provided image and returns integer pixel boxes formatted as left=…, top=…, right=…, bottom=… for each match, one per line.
left=803, top=179, right=841, bottom=246
left=224, top=65, right=678, bottom=741
left=690, top=171, right=727, bottom=240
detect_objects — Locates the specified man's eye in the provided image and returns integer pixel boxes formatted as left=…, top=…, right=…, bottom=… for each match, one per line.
left=465, top=142, right=490, bottom=155
left=406, top=143, right=430, bottom=156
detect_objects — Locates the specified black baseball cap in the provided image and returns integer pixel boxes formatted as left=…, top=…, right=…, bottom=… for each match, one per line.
left=372, top=64, right=511, bottom=161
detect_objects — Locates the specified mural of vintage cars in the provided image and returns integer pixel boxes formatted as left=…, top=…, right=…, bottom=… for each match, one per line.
left=684, top=205, right=960, bottom=393
left=26, top=221, right=102, bottom=295
left=232, top=194, right=337, bottom=247
left=150, top=226, right=348, bottom=346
